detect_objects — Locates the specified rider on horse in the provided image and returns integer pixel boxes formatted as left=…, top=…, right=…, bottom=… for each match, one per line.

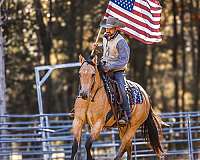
left=93, top=16, right=131, bottom=124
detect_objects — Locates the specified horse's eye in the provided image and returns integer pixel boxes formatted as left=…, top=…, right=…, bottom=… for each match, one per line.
left=92, top=74, right=95, bottom=77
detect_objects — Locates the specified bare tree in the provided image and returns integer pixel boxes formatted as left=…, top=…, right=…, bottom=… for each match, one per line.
left=180, top=0, right=186, bottom=112
left=172, top=0, right=179, bottom=112
left=194, top=0, right=200, bottom=109
left=34, top=0, right=54, bottom=113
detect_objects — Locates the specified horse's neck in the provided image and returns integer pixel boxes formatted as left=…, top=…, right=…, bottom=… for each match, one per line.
left=94, top=70, right=103, bottom=88
left=90, top=70, right=110, bottom=114
left=91, top=70, right=104, bottom=95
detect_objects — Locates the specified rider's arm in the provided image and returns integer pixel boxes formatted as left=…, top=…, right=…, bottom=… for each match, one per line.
left=107, top=39, right=130, bottom=71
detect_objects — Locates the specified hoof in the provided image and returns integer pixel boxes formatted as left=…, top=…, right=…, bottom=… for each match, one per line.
left=114, top=153, right=121, bottom=160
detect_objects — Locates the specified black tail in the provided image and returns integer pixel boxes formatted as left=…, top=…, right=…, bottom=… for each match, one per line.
left=142, top=107, right=164, bottom=155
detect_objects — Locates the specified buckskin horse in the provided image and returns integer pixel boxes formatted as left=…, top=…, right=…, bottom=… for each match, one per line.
left=71, top=55, right=165, bottom=160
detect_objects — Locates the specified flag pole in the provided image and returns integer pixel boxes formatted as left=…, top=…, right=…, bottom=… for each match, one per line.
left=91, top=26, right=103, bottom=56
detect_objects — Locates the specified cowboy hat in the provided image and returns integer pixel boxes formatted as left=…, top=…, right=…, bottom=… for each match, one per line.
left=100, top=16, right=126, bottom=28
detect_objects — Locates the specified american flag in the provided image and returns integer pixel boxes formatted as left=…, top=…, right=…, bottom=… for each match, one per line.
left=105, top=0, right=162, bottom=44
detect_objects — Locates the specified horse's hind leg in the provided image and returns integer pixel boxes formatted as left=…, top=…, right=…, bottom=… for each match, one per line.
left=116, top=140, right=132, bottom=160
left=71, top=138, right=79, bottom=160
left=114, top=124, right=140, bottom=160
left=85, top=120, right=104, bottom=160
left=126, top=141, right=132, bottom=160
left=118, top=127, right=132, bottom=160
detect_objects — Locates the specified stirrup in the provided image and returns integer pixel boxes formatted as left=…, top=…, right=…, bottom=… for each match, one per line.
left=118, top=118, right=128, bottom=125
left=118, top=112, right=129, bottom=125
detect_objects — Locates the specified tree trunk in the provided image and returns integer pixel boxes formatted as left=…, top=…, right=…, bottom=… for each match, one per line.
left=0, top=19, right=6, bottom=123
left=189, top=0, right=198, bottom=110
left=0, top=15, right=7, bottom=160
left=64, top=0, right=77, bottom=111
left=180, top=0, right=186, bottom=112
left=65, top=0, right=77, bottom=57
left=132, top=42, right=148, bottom=89
left=129, top=39, right=135, bottom=81
left=148, top=46, right=156, bottom=108
left=34, top=0, right=54, bottom=113
left=194, top=0, right=200, bottom=110
left=172, top=0, right=179, bottom=112
left=189, top=0, right=196, bottom=76
left=78, top=0, right=85, bottom=53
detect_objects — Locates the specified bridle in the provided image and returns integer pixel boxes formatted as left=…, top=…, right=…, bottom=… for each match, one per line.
left=80, top=60, right=96, bottom=87
left=79, top=60, right=102, bottom=101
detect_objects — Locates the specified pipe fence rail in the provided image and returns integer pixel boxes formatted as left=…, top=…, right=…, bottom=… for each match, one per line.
left=0, top=112, right=200, bottom=160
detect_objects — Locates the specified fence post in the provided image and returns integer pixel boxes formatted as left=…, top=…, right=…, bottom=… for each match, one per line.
left=44, top=115, right=52, bottom=159
left=187, top=114, right=194, bottom=160
left=35, top=69, right=48, bottom=160
left=133, top=137, right=137, bottom=160
left=111, top=128, right=117, bottom=157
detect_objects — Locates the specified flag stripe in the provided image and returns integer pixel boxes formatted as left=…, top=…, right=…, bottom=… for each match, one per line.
left=146, top=0, right=162, bottom=8
left=133, top=4, right=161, bottom=20
left=106, top=13, right=162, bottom=39
left=132, top=10, right=160, bottom=25
left=105, top=0, right=162, bottom=44
left=105, top=11, right=161, bottom=36
left=107, top=5, right=161, bottom=31
left=110, top=1, right=161, bottom=22
left=134, top=2, right=161, bottom=16
left=107, top=6, right=160, bottom=32
left=140, top=0, right=162, bottom=11
left=123, top=21, right=162, bottom=39
left=140, top=4, right=161, bottom=12
left=121, top=26, right=162, bottom=42
left=121, top=29, right=161, bottom=44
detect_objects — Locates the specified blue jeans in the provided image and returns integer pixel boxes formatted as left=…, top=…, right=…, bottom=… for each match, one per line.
left=113, top=71, right=130, bottom=112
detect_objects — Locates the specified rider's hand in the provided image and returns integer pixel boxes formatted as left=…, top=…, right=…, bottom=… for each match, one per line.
left=103, top=65, right=110, bottom=73
left=92, top=43, right=98, bottom=50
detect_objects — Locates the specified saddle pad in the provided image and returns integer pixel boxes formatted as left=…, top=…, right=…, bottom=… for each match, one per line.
left=105, top=80, right=144, bottom=124
left=126, top=80, right=143, bottom=105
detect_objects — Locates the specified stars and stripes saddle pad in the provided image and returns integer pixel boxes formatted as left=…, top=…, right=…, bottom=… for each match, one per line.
left=104, top=78, right=144, bottom=126
left=126, top=80, right=143, bottom=105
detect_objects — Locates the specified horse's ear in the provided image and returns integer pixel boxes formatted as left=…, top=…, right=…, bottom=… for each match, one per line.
left=91, top=55, right=98, bottom=65
left=79, top=54, right=85, bottom=64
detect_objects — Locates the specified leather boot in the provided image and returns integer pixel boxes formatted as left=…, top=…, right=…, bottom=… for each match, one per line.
left=119, top=110, right=131, bottom=125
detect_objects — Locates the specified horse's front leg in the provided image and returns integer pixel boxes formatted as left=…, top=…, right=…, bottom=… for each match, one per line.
left=85, top=120, right=104, bottom=160
left=71, top=98, right=87, bottom=160
left=71, top=118, right=84, bottom=160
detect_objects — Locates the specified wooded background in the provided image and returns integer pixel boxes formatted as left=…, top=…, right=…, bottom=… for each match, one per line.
left=1, top=0, right=199, bottom=115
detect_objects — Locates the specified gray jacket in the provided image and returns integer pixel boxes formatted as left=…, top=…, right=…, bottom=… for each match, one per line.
left=101, top=34, right=130, bottom=72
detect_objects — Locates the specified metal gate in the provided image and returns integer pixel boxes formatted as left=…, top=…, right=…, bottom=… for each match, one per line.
left=0, top=112, right=200, bottom=160
left=0, top=63, right=199, bottom=159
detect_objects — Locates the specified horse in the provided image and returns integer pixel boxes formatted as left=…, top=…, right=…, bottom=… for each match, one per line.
left=71, top=55, right=165, bottom=160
